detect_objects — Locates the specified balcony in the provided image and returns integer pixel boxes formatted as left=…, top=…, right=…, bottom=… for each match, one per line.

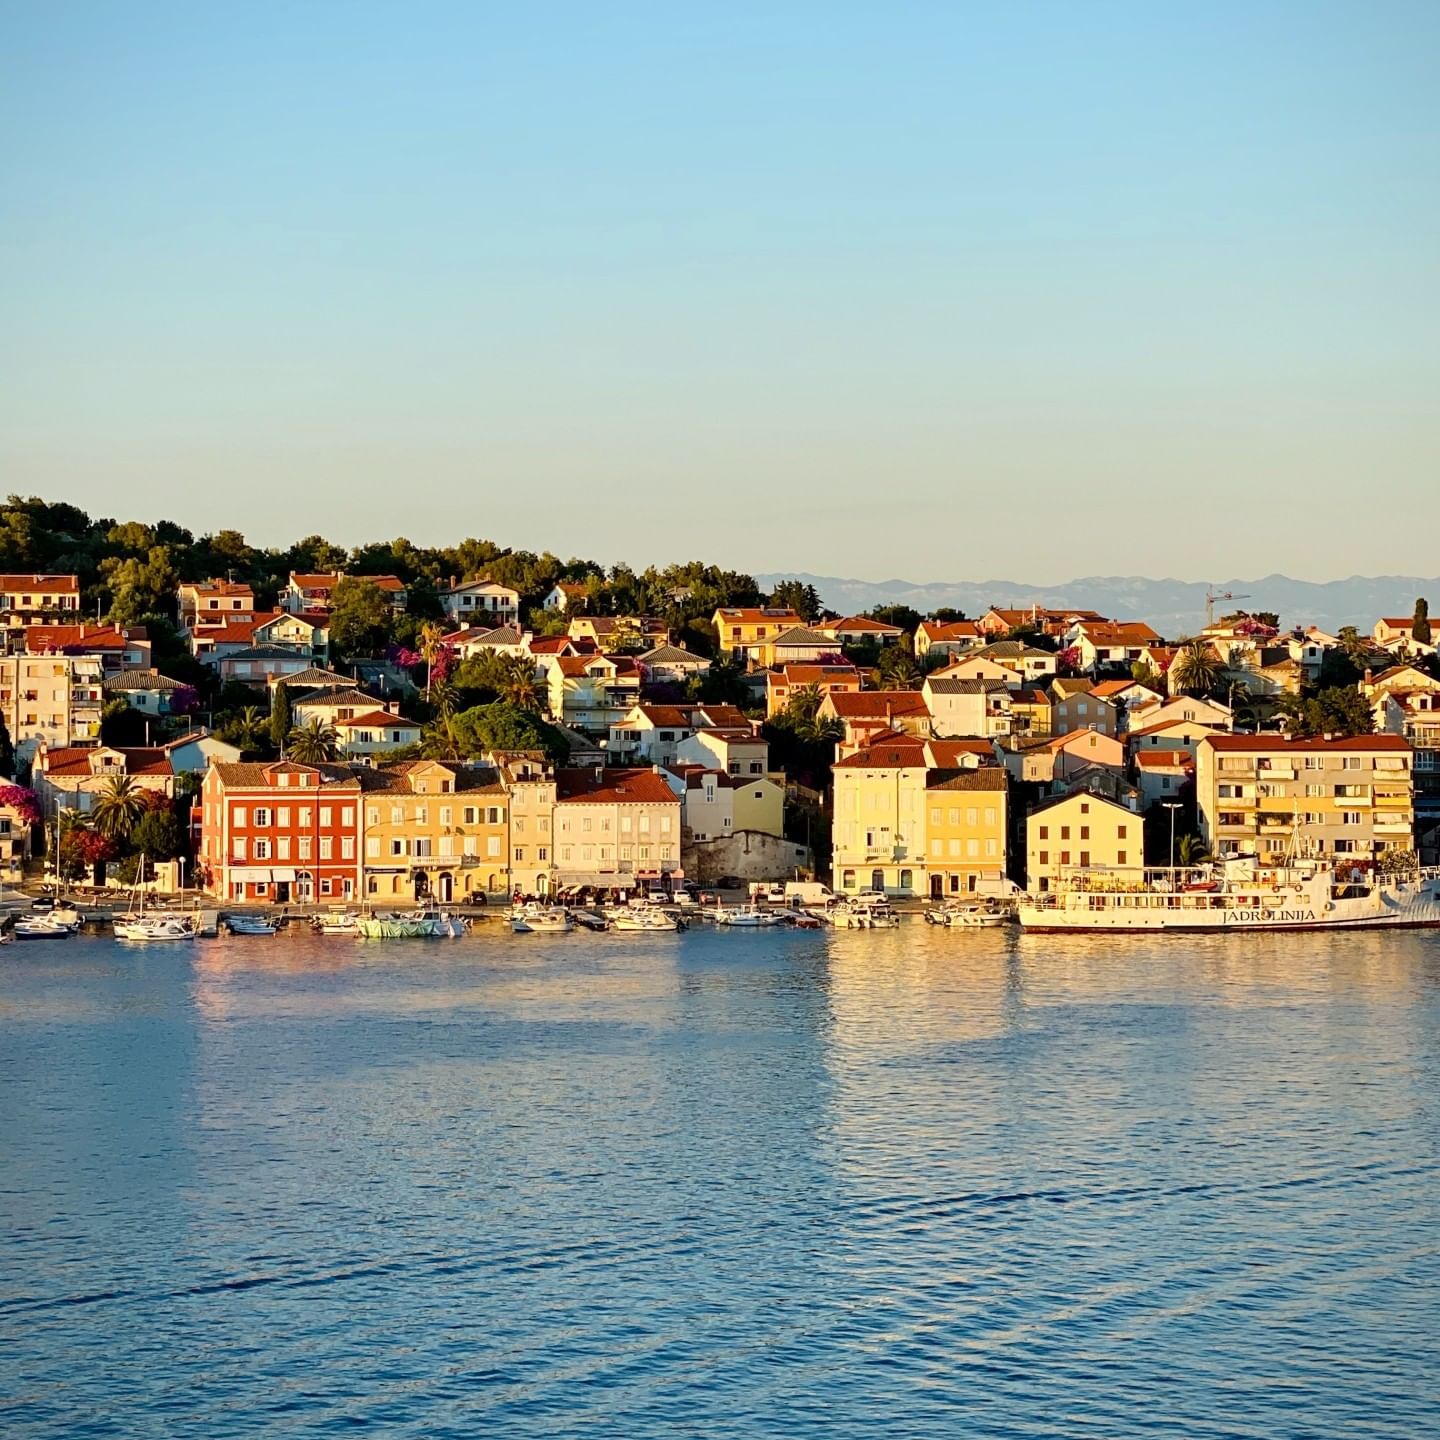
left=1374, top=817, right=1414, bottom=835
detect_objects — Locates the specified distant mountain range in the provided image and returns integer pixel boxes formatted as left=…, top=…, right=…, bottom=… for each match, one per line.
left=754, top=572, right=1439, bottom=638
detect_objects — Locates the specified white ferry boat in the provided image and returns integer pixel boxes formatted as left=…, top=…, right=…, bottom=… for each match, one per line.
left=1018, top=856, right=1440, bottom=933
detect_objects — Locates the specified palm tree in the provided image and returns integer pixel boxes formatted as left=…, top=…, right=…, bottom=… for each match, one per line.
left=235, top=706, right=268, bottom=751
left=1176, top=833, right=1210, bottom=867
left=786, top=684, right=824, bottom=726
left=418, top=620, right=447, bottom=698
left=92, top=775, right=148, bottom=841
left=497, top=656, right=543, bottom=713
left=797, top=712, right=844, bottom=747
left=286, top=717, right=338, bottom=764
left=421, top=720, right=463, bottom=762
left=877, top=647, right=921, bottom=688
left=1170, top=639, right=1223, bottom=697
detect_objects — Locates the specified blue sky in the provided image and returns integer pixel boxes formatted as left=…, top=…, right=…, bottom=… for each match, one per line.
left=2, top=2, right=1438, bottom=582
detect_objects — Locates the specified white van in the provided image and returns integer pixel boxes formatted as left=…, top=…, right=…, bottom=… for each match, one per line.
left=784, top=882, right=836, bottom=906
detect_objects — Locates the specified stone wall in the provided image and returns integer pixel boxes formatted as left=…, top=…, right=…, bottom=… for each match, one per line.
left=683, top=830, right=811, bottom=884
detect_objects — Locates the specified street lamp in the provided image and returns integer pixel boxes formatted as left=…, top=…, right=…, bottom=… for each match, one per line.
left=1162, top=801, right=1182, bottom=871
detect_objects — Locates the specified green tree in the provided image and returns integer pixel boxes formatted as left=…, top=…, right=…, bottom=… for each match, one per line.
left=329, top=577, right=395, bottom=659
left=877, top=646, right=921, bottom=688
left=92, top=776, right=149, bottom=842
left=101, top=544, right=180, bottom=625
left=769, top=580, right=823, bottom=623
left=0, top=713, right=13, bottom=781
left=449, top=702, right=568, bottom=763
left=1277, top=687, right=1374, bottom=739
left=1176, top=833, right=1211, bottom=867
left=867, top=604, right=922, bottom=634
left=269, top=682, right=293, bottom=751
left=1171, top=640, right=1224, bottom=697
left=1413, top=597, right=1431, bottom=646
left=130, top=807, right=184, bottom=862
left=287, top=717, right=339, bottom=764
left=688, top=656, right=749, bottom=707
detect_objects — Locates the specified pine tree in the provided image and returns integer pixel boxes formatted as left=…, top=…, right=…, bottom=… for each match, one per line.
left=1413, top=597, right=1431, bottom=646
left=270, top=682, right=292, bottom=753
left=0, top=713, right=13, bottom=781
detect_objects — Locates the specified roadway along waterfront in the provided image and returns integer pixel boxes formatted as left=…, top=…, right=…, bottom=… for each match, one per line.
left=2, top=926, right=1437, bottom=1437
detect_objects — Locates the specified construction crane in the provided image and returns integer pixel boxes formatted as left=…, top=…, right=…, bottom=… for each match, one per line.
left=1204, top=589, right=1250, bottom=627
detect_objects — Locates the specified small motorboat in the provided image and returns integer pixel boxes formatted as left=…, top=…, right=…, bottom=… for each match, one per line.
left=713, top=905, right=783, bottom=928
left=226, top=915, right=278, bottom=936
left=511, top=906, right=573, bottom=934
left=312, top=911, right=361, bottom=934
left=829, top=903, right=900, bottom=929
left=570, top=909, right=610, bottom=932
left=113, top=915, right=195, bottom=942
left=924, top=903, right=1008, bottom=929
left=45, top=904, right=86, bottom=932
left=609, top=908, right=679, bottom=932
left=13, top=916, right=77, bottom=940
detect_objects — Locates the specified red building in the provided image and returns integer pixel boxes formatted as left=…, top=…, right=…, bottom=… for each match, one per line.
left=200, top=760, right=361, bottom=904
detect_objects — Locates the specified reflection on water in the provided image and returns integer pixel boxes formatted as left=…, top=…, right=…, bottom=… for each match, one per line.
left=2, top=925, right=1437, bottom=1437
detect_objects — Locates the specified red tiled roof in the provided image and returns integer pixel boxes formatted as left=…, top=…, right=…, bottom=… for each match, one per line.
left=1134, top=750, right=1194, bottom=770
left=554, top=656, right=640, bottom=678
left=25, top=624, right=133, bottom=652
left=1077, top=622, right=1162, bottom=645
left=632, top=704, right=693, bottom=728
left=332, top=710, right=419, bottom=730
left=823, top=690, right=929, bottom=718
left=1201, top=734, right=1411, bottom=753
left=713, top=607, right=804, bottom=624
left=770, top=664, right=861, bottom=686
left=918, top=620, right=982, bottom=641
left=555, top=768, right=680, bottom=804
left=829, top=615, right=903, bottom=634
left=0, top=573, right=79, bottom=595
left=40, top=746, right=172, bottom=777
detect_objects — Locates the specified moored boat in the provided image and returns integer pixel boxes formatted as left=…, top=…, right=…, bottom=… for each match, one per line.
left=113, top=915, right=195, bottom=942
left=226, top=914, right=278, bottom=936
left=924, top=902, right=1009, bottom=929
left=609, top=908, right=679, bottom=932
left=510, top=905, right=573, bottom=934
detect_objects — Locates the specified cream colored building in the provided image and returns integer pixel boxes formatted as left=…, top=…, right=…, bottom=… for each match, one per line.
left=499, top=754, right=557, bottom=895
left=0, top=653, right=104, bottom=760
left=1196, top=734, right=1414, bottom=867
left=831, top=734, right=1006, bottom=896
left=1027, top=790, right=1143, bottom=893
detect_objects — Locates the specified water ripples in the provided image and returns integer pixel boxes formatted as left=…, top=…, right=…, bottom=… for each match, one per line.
left=2, top=925, right=1438, bottom=1436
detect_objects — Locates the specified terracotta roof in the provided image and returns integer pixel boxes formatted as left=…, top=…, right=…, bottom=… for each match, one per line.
left=41, top=746, right=173, bottom=777
left=25, top=623, right=134, bottom=652
left=332, top=710, right=420, bottom=730
left=929, top=739, right=997, bottom=765
left=1077, top=621, right=1163, bottom=645
left=220, top=646, right=315, bottom=662
left=1127, top=716, right=1221, bottom=740
left=0, top=573, right=79, bottom=595
left=631, top=704, right=694, bottom=728
left=1050, top=678, right=1092, bottom=698
left=528, top=636, right=591, bottom=655
left=828, top=615, right=903, bottom=634
left=1049, top=728, right=1121, bottom=752
left=555, top=768, right=680, bottom=804
left=1091, top=679, right=1151, bottom=699
left=211, top=761, right=360, bottom=788
left=692, top=704, right=749, bottom=728
left=274, top=666, right=352, bottom=688
left=926, top=767, right=1008, bottom=791
left=824, top=690, right=929, bottom=718
left=918, top=620, right=982, bottom=641
left=1201, top=734, right=1410, bottom=753
left=1010, top=688, right=1053, bottom=706
left=185, top=579, right=254, bottom=597
left=357, top=762, right=502, bottom=794
left=1134, top=750, right=1194, bottom=770
left=833, top=740, right=930, bottom=769
left=1027, top=787, right=1136, bottom=818
left=770, top=664, right=860, bottom=686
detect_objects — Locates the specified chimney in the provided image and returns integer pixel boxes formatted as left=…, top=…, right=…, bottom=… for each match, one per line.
left=1364, top=669, right=1373, bottom=685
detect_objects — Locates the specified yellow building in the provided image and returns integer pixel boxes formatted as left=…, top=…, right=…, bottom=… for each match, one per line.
left=360, top=760, right=510, bottom=904
left=1196, top=734, right=1414, bottom=867
left=499, top=754, right=557, bottom=896
left=831, top=734, right=1008, bottom=896
left=924, top=769, right=1008, bottom=899
left=1027, top=790, right=1142, bottom=893
left=711, top=606, right=804, bottom=661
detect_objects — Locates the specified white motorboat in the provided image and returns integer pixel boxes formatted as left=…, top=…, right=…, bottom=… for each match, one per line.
left=226, top=915, right=278, bottom=936
left=12, top=916, right=76, bottom=940
left=830, top=903, right=900, bottom=929
left=114, top=915, right=195, bottom=942
left=46, top=904, right=85, bottom=932
left=511, top=906, right=573, bottom=934
left=713, top=905, right=783, bottom=928
left=609, top=908, right=679, bottom=932
left=312, top=911, right=361, bottom=934
left=924, top=902, right=1009, bottom=929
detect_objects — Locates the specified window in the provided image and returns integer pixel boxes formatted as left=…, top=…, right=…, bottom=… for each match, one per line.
left=276, top=807, right=290, bottom=827
left=366, top=838, right=379, bottom=858
left=538, top=847, right=547, bottom=861
left=1039, top=826, right=1049, bottom=840
left=1061, top=826, right=1070, bottom=840
left=1060, top=851, right=1071, bottom=865
left=319, top=837, right=333, bottom=859
left=253, top=839, right=271, bottom=860
left=390, top=839, right=406, bottom=856
left=232, top=837, right=246, bottom=860
left=366, top=807, right=379, bottom=826
left=298, top=837, right=312, bottom=859
left=414, top=806, right=427, bottom=824
left=341, top=837, right=354, bottom=859
left=1117, top=825, right=1127, bottom=839
left=299, top=807, right=312, bottom=826
left=487, top=807, right=501, bottom=825
left=1117, top=850, right=1127, bottom=865
left=439, top=807, right=452, bottom=827
left=341, top=807, right=353, bottom=827
left=320, top=807, right=332, bottom=826
left=1080, top=826, right=1090, bottom=840
left=1079, top=851, right=1090, bottom=867
left=276, top=837, right=291, bottom=860
left=254, top=808, right=270, bottom=827
left=463, top=806, right=477, bottom=825
left=233, top=806, right=247, bottom=827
